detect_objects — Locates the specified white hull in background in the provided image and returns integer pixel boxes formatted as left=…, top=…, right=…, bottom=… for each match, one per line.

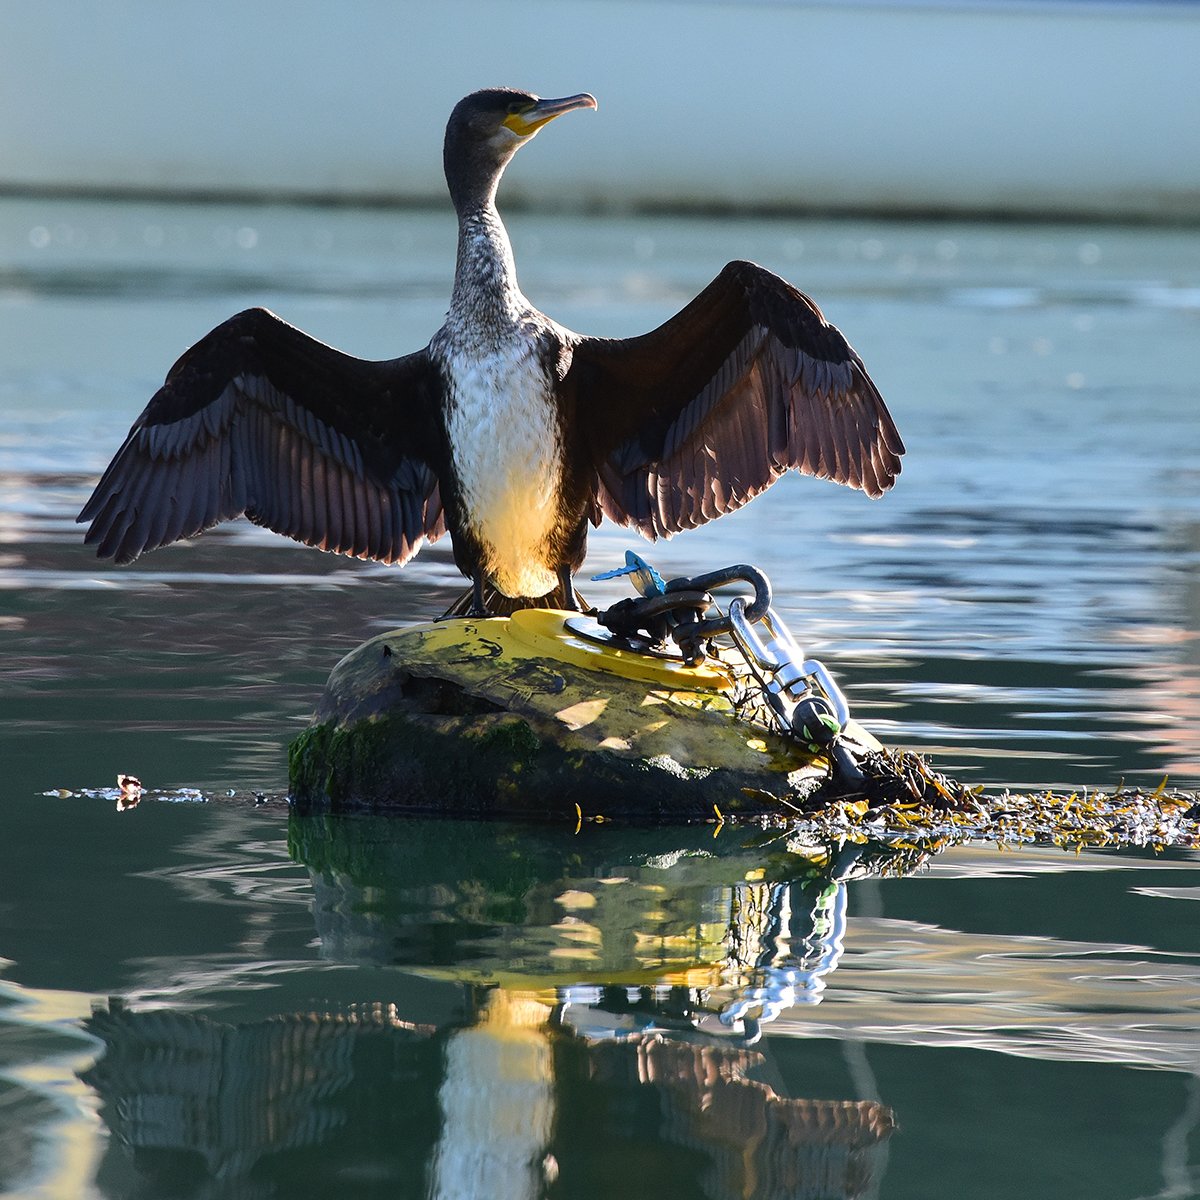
left=3, top=0, right=1198, bottom=220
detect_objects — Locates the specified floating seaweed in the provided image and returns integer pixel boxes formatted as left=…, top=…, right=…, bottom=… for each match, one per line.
left=763, top=754, right=1199, bottom=852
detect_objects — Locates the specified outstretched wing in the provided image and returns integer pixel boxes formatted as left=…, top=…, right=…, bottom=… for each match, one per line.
left=568, top=260, right=904, bottom=538
left=78, top=307, right=445, bottom=565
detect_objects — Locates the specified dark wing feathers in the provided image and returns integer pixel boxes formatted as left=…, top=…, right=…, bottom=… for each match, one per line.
left=78, top=307, right=444, bottom=565
left=569, top=259, right=904, bottom=539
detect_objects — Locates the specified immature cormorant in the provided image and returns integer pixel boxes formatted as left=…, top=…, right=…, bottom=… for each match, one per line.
left=78, top=88, right=904, bottom=615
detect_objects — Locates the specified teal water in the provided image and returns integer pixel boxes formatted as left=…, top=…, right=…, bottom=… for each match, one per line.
left=1, top=198, right=1198, bottom=1196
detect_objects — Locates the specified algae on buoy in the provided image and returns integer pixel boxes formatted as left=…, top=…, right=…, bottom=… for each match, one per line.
left=289, top=610, right=879, bottom=820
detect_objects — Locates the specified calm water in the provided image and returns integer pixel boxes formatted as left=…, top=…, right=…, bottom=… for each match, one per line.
left=1, top=197, right=1199, bottom=1197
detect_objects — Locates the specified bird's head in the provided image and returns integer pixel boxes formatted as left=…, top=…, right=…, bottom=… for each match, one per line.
left=444, top=88, right=597, bottom=214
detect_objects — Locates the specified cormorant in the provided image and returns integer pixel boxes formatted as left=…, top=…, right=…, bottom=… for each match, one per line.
left=78, top=88, right=904, bottom=615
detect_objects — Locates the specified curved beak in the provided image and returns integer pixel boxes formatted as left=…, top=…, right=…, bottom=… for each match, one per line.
left=504, top=92, right=597, bottom=137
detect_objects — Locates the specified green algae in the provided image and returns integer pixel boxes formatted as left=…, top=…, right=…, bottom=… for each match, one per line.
left=287, top=622, right=858, bottom=819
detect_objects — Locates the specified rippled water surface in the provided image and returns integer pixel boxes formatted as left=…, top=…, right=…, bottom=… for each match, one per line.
left=1, top=198, right=1198, bottom=1197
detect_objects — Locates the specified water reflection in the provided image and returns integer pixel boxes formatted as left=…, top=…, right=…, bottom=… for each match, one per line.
left=31, top=801, right=1199, bottom=1198
left=291, top=817, right=936, bottom=1038
left=80, top=818, right=924, bottom=1198
left=83, top=993, right=896, bottom=1200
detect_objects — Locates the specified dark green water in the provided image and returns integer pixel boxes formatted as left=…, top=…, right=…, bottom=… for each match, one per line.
left=1, top=199, right=1198, bottom=1196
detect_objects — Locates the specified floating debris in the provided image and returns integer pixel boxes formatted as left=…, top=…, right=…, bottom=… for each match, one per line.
left=117, top=774, right=144, bottom=812
left=759, top=752, right=1200, bottom=851
left=42, top=785, right=288, bottom=809
left=41, top=753, right=1196, bottom=852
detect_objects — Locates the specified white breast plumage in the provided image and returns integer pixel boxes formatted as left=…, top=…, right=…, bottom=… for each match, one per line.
left=440, top=328, right=564, bottom=598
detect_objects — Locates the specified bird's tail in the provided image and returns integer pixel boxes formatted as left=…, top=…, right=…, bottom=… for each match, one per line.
left=441, top=581, right=589, bottom=619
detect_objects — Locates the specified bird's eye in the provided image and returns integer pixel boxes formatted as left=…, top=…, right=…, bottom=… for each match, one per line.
left=507, top=101, right=527, bottom=115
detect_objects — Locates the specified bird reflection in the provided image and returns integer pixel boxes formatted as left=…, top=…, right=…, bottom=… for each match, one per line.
left=83, top=989, right=895, bottom=1200
left=79, top=824, right=936, bottom=1198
